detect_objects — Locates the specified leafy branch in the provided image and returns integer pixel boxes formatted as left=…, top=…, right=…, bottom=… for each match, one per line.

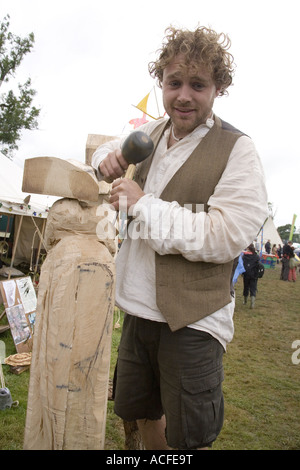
left=0, top=14, right=40, bottom=158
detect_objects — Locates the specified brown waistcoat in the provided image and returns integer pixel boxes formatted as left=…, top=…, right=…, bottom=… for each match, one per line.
left=134, top=116, right=243, bottom=331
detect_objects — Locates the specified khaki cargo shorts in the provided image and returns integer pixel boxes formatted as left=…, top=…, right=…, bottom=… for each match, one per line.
left=114, top=314, right=225, bottom=449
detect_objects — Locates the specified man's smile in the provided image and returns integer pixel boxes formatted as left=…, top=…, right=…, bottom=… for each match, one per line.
left=174, top=107, right=195, bottom=116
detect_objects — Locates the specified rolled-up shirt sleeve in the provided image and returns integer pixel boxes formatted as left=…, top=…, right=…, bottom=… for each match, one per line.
left=91, top=121, right=162, bottom=179
left=91, top=140, right=122, bottom=179
left=130, top=136, right=268, bottom=264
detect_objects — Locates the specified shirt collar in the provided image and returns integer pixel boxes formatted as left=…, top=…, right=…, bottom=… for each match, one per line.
left=166, top=113, right=215, bottom=142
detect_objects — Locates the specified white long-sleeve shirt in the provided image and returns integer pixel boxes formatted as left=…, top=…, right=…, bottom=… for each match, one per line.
left=92, top=117, right=268, bottom=349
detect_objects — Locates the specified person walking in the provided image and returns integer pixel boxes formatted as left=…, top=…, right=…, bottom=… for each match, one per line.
left=242, top=244, right=260, bottom=308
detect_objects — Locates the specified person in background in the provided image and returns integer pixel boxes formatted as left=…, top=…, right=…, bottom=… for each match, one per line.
left=242, top=244, right=260, bottom=308
left=92, top=26, right=268, bottom=450
left=265, top=240, right=271, bottom=254
left=277, top=244, right=282, bottom=263
left=281, top=241, right=293, bottom=281
left=288, top=246, right=297, bottom=282
left=271, top=243, right=278, bottom=264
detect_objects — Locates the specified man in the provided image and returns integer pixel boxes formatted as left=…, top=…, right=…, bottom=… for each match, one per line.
left=92, top=26, right=268, bottom=449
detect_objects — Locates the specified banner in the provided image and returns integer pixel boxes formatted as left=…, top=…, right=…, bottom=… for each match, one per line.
left=289, top=214, right=297, bottom=241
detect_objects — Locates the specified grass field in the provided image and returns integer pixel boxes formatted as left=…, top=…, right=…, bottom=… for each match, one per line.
left=0, top=263, right=300, bottom=450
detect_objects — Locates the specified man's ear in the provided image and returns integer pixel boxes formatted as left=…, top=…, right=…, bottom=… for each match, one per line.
left=215, top=87, right=222, bottom=97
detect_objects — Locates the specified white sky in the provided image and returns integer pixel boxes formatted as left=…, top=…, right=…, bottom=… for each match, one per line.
left=1, top=0, right=299, bottom=228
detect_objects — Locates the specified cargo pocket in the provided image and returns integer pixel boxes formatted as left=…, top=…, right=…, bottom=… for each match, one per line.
left=180, top=367, right=224, bottom=449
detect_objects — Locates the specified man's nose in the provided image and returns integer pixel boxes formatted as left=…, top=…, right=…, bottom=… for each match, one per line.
left=177, top=84, right=192, bottom=102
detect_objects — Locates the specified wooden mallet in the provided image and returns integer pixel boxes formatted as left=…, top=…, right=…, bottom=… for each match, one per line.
left=117, top=131, right=154, bottom=236
left=122, top=131, right=154, bottom=179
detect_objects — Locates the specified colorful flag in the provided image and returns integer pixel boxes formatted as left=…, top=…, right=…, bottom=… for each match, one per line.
left=129, top=112, right=149, bottom=129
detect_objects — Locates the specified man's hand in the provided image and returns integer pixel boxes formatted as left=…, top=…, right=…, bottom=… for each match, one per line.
left=110, top=178, right=145, bottom=211
left=99, top=149, right=128, bottom=183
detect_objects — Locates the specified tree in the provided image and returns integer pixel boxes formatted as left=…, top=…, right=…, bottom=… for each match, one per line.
left=293, top=231, right=300, bottom=244
left=277, top=224, right=296, bottom=243
left=0, top=14, right=40, bottom=158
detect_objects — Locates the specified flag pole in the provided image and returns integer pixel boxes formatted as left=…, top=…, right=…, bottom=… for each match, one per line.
left=289, top=214, right=297, bottom=241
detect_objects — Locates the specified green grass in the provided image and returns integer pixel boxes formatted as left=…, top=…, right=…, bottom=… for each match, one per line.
left=215, top=265, right=300, bottom=450
left=1, top=264, right=300, bottom=450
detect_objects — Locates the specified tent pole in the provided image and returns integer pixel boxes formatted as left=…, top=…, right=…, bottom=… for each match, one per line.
left=8, top=215, right=24, bottom=280
left=34, top=218, right=46, bottom=276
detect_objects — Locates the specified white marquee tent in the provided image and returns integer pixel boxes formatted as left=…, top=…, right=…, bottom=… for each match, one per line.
left=258, top=216, right=283, bottom=250
left=0, top=153, right=58, bottom=268
left=0, top=152, right=56, bottom=218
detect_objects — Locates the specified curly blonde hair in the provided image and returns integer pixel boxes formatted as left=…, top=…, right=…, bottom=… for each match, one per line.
left=148, top=26, right=235, bottom=96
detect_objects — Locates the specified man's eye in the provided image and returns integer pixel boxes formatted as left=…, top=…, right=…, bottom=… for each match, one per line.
left=169, top=81, right=180, bottom=87
left=193, top=83, right=204, bottom=90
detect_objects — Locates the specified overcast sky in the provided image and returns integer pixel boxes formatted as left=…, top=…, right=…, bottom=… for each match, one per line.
left=1, top=0, right=299, bottom=228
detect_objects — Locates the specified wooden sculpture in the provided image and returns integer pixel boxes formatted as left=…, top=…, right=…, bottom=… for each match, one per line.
left=23, top=157, right=116, bottom=450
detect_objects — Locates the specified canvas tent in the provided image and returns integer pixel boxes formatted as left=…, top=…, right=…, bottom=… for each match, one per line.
left=0, top=153, right=58, bottom=269
left=258, top=216, right=283, bottom=249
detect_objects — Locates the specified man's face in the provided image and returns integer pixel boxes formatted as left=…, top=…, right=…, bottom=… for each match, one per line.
left=162, top=54, right=220, bottom=139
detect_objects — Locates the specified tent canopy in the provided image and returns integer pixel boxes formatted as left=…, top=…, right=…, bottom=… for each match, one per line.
left=0, top=153, right=58, bottom=267
left=0, top=153, right=57, bottom=218
left=258, top=217, right=283, bottom=247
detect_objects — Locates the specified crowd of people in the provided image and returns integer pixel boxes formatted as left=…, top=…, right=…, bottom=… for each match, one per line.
left=277, top=240, right=299, bottom=282
left=260, top=239, right=299, bottom=282
left=240, top=239, right=298, bottom=310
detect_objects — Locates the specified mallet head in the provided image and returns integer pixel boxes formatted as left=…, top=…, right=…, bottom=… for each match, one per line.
left=121, top=131, right=154, bottom=165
